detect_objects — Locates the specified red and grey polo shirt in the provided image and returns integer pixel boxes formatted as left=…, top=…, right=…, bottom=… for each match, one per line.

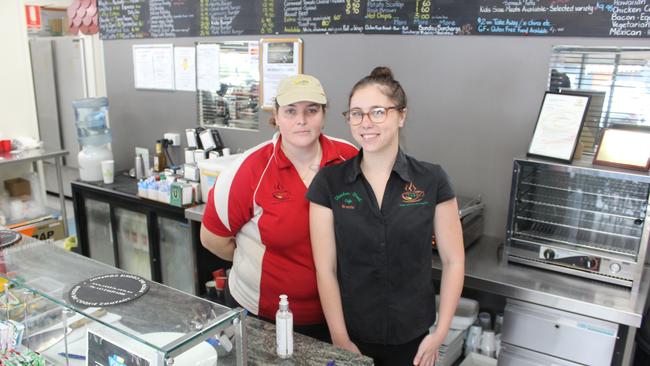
left=202, top=133, right=358, bottom=324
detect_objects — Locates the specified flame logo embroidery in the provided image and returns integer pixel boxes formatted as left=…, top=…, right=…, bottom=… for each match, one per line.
left=401, top=182, right=424, bottom=203
left=273, top=190, right=289, bottom=200
left=272, top=182, right=290, bottom=200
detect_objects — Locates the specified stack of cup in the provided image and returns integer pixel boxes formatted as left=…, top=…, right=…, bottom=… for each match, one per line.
left=465, top=311, right=502, bottom=359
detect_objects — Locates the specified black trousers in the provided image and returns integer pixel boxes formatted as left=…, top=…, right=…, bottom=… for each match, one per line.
left=353, top=333, right=428, bottom=366
left=224, top=284, right=331, bottom=343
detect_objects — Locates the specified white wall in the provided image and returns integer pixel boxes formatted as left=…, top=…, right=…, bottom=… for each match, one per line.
left=0, top=0, right=39, bottom=140
left=0, top=0, right=99, bottom=142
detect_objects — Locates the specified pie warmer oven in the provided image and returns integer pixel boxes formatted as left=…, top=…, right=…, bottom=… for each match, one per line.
left=505, top=158, right=650, bottom=289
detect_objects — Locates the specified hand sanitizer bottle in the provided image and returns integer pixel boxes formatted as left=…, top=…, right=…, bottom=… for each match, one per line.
left=276, top=294, right=293, bottom=358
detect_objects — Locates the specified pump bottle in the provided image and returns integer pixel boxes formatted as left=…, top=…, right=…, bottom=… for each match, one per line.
left=276, top=294, right=293, bottom=358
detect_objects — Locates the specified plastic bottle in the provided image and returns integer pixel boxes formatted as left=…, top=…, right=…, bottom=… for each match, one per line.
left=135, top=155, right=144, bottom=180
left=276, top=294, right=293, bottom=358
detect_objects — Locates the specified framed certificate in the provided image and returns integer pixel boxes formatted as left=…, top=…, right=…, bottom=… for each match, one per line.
left=260, top=38, right=303, bottom=110
left=527, top=91, right=591, bottom=163
left=593, top=128, right=650, bottom=171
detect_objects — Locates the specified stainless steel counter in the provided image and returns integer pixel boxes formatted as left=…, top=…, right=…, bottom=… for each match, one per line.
left=186, top=203, right=650, bottom=328
left=433, top=236, right=650, bottom=328
left=185, top=203, right=206, bottom=222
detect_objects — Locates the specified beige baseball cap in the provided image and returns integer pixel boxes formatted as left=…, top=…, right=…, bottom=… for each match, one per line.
left=275, top=74, right=327, bottom=106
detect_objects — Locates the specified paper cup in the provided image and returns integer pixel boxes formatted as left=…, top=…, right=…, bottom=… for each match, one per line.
left=101, top=160, right=114, bottom=184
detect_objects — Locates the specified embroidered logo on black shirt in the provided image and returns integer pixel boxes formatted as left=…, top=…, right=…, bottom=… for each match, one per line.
left=401, top=182, right=424, bottom=203
left=335, top=191, right=362, bottom=209
left=400, top=182, right=430, bottom=207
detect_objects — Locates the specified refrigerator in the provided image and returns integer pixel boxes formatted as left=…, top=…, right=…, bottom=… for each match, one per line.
left=29, top=36, right=89, bottom=197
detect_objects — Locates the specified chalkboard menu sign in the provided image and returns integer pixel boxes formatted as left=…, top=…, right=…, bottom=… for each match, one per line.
left=478, top=1, right=649, bottom=37
left=273, top=0, right=366, bottom=34
left=198, top=0, right=263, bottom=36
left=364, top=0, right=477, bottom=35
left=98, top=0, right=650, bottom=39
left=99, top=0, right=263, bottom=39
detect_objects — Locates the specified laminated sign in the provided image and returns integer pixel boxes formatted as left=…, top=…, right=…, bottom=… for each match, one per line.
left=69, top=273, right=149, bottom=307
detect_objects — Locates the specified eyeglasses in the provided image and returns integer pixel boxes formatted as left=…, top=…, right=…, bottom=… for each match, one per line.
left=342, top=106, right=402, bottom=126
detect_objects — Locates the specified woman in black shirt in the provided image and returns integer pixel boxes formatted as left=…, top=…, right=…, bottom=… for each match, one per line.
left=307, top=67, right=465, bottom=366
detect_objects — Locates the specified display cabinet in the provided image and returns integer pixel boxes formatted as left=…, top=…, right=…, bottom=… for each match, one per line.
left=72, top=176, right=231, bottom=297
left=84, top=198, right=115, bottom=266
left=505, top=158, right=650, bottom=289
left=0, top=240, right=246, bottom=365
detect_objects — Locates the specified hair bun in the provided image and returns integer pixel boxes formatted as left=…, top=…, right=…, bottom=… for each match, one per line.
left=369, top=66, right=394, bottom=80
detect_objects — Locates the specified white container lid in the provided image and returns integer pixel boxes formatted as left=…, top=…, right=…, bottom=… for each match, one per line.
left=197, top=154, right=242, bottom=172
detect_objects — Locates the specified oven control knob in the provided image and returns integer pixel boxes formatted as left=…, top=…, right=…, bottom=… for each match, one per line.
left=543, top=249, right=555, bottom=260
left=610, top=263, right=621, bottom=274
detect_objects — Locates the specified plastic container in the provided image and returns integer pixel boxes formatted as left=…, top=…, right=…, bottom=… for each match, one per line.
left=197, top=154, right=241, bottom=203
left=78, top=144, right=113, bottom=181
left=276, top=294, right=293, bottom=358
left=459, top=352, right=497, bottom=366
left=73, top=97, right=113, bottom=182
left=436, top=295, right=479, bottom=330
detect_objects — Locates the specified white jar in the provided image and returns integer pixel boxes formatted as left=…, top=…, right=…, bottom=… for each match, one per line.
left=78, top=144, right=113, bottom=181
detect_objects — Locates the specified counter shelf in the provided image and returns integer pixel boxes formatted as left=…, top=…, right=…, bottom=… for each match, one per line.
left=0, top=240, right=246, bottom=365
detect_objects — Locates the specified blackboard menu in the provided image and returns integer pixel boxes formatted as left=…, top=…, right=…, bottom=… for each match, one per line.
left=272, top=0, right=366, bottom=34
left=364, top=0, right=477, bottom=35
left=100, top=0, right=263, bottom=39
left=98, top=0, right=650, bottom=39
left=99, top=0, right=147, bottom=40
left=477, top=1, right=649, bottom=37
left=149, top=0, right=197, bottom=38
left=198, top=0, right=263, bottom=36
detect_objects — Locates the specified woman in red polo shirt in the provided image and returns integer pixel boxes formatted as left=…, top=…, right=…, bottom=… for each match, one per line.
left=200, top=74, right=357, bottom=340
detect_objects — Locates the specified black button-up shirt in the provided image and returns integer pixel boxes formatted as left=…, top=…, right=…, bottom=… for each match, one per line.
left=307, top=148, right=455, bottom=345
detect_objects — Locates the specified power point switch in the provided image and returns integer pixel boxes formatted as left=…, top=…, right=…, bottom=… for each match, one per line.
left=164, top=133, right=181, bottom=147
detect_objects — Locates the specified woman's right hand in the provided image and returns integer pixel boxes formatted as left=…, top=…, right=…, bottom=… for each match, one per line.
left=334, top=339, right=361, bottom=354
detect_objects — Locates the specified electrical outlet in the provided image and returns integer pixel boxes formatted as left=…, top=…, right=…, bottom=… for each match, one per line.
left=164, top=133, right=181, bottom=146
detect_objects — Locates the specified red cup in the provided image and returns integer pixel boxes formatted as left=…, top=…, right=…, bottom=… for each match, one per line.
left=0, top=140, right=10, bottom=152
left=212, top=269, right=227, bottom=289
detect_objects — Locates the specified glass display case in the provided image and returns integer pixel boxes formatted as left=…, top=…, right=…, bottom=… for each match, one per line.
left=505, top=158, right=650, bottom=289
left=84, top=199, right=115, bottom=266
left=158, top=217, right=195, bottom=294
left=0, top=241, right=246, bottom=365
left=115, top=208, right=151, bottom=280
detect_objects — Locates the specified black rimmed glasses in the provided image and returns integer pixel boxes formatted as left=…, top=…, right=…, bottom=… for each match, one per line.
left=342, top=106, right=403, bottom=126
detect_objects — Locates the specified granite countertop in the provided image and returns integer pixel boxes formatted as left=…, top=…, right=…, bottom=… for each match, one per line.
left=245, top=317, right=373, bottom=366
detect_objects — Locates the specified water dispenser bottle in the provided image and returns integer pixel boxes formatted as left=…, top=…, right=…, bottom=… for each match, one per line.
left=73, top=97, right=114, bottom=181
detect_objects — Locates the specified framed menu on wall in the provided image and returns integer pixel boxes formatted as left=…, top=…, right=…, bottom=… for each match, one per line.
left=527, top=92, right=591, bottom=163
left=260, top=38, right=303, bottom=110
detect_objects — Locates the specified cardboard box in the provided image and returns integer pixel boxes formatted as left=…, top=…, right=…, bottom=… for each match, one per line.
left=3, top=178, right=31, bottom=197
left=14, top=218, right=65, bottom=241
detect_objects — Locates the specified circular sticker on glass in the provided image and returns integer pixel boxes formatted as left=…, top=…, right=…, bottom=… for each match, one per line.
left=69, top=273, right=149, bottom=307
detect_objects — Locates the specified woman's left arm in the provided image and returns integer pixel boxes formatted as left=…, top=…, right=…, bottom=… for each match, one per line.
left=413, top=198, right=465, bottom=366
